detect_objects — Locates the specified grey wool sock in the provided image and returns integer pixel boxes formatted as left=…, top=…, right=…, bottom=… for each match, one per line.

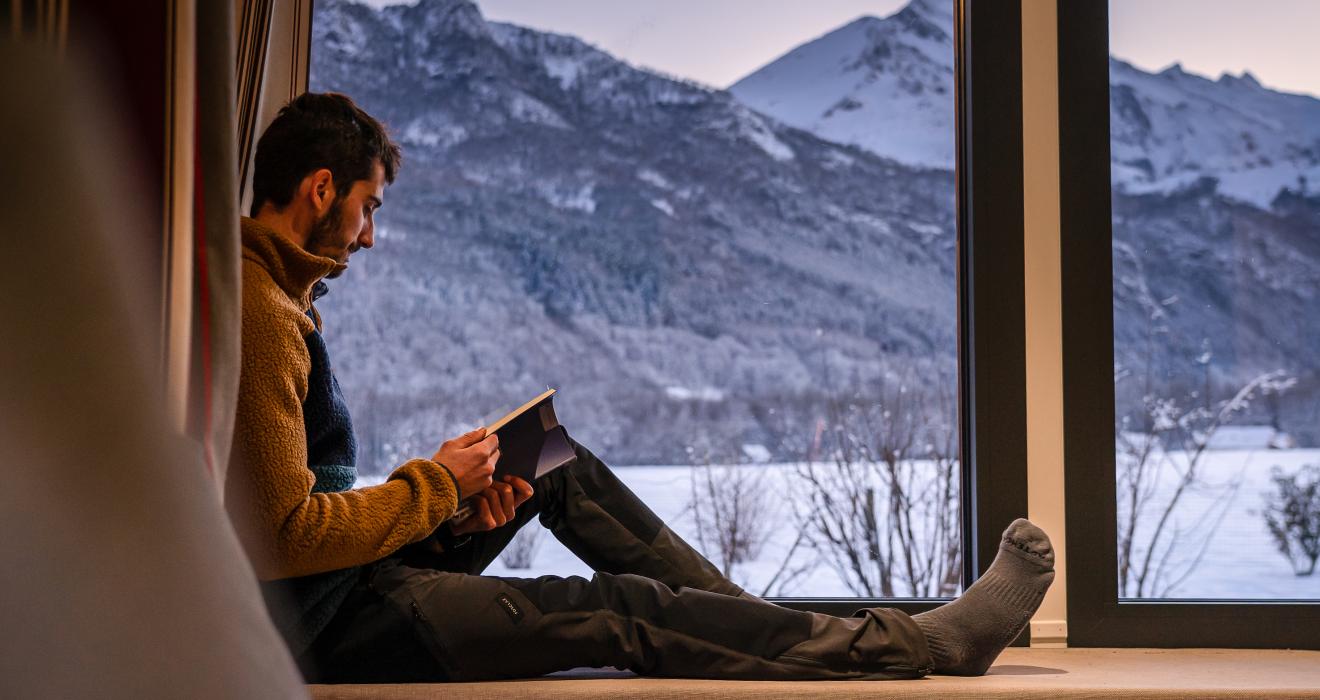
left=913, top=518, right=1055, bottom=676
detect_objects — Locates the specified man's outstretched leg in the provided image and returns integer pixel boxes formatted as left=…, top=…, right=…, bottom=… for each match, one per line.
left=309, top=519, right=1053, bottom=682
left=359, top=561, right=931, bottom=681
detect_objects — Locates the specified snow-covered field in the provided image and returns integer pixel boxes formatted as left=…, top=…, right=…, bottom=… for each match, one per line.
left=361, top=449, right=1320, bottom=600
left=1119, top=448, right=1320, bottom=600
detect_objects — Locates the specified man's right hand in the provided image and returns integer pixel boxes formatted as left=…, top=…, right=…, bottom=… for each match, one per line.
left=432, top=427, right=499, bottom=499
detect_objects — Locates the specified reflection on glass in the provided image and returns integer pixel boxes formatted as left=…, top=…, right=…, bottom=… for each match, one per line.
left=310, top=0, right=960, bottom=597
left=1109, top=1, right=1320, bottom=599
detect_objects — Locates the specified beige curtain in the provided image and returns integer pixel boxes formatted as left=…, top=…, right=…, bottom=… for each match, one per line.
left=187, top=0, right=244, bottom=490
left=4, top=0, right=68, bottom=50
left=236, top=0, right=273, bottom=204
left=158, top=0, right=244, bottom=492
left=11, top=0, right=313, bottom=495
left=1, top=38, right=306, bottom=698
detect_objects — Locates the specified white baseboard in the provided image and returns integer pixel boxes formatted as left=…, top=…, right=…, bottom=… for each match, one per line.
left=1031, top=619, right=1067, bottom=648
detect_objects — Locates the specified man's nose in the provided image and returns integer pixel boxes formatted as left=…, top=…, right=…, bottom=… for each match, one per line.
left=360, top=225, right=375, bottom=249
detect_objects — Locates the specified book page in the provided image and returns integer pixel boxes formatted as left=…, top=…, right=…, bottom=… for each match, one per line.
left=485, top=388, right=556, bottom=433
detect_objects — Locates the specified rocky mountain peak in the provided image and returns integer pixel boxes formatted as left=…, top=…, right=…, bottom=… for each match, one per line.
left=1160, top=61, right=1187, bottom=77
left=892, top=0, right=954, bottom=42
left=1219, top=70, right=1262, bottom=89
left=407, top=0, right=489, bottom=38
left=907, top=0, right=955, bottom=22
left=729, top=0, right=956, bottom=169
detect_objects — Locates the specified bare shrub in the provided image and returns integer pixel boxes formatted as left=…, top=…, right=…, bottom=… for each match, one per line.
left=1261, top=464, right=1320, bottom=576
left=757, top=529, right=814, bottom=597
left=1116, top=371, right=1295, bottom=597
left=499, top=525, right=543, bottom=570
left=789, top=374, right=960, bottom=598
left=686, top=461, right=778, bottom=579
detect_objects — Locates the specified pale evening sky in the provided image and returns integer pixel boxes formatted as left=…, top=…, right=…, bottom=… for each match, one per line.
left=354, top=0, right=1320, bottom=97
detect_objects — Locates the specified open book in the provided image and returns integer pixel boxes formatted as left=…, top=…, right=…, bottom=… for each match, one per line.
left=450, top=388, right=575, bottom=523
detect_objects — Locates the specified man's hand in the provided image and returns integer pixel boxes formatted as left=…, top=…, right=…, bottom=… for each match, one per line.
left=451, top=476, right=535, bottom=536
left=432, top=427, right=500, bottom=499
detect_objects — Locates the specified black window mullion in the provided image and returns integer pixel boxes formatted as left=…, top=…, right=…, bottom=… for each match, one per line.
left=958, top=0, right=1028, bottom=592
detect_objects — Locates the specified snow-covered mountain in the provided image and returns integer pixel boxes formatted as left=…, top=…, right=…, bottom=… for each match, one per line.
left=731, top=0, right=1320, bottom=214
left=729, top=0, right=955, bottom=170
left=725, top=0, right=1320, bottom=438
left=1110, top=60, right=1320, bottom=209
left=311, top=0, right=958, bottom=467
left=309, top=0, right=1320, bottom=463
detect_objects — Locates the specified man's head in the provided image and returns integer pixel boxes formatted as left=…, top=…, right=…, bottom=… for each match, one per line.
left=250, top=92, right=401, bottom=276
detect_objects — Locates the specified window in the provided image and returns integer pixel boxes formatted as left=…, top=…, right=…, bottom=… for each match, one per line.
left=1062, top=0, right=1320, bottom=647
left=309, top=0, right=1025, bottom=610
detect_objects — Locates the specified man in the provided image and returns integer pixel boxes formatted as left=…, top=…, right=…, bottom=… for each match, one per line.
left=227, top=92, right=1055, bottom=683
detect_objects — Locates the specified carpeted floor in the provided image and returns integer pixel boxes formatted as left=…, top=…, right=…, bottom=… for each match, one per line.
left=309, top=647, right=1320, bottom=699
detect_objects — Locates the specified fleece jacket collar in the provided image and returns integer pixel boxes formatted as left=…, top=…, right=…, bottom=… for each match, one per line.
left=240, top=216, right=344, bottom=310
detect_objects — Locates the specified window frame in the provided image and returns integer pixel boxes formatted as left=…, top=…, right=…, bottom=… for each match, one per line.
left=1059, top=0, right=1320, bottom=649
left=303, top=0, right=1030, bottom=619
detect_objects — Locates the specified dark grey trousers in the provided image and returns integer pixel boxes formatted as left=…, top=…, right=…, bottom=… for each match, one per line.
left=300, top=441, right=932, bottom=683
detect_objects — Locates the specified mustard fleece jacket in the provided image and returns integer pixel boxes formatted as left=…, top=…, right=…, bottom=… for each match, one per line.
left=225, top=217, right=459, bottom=580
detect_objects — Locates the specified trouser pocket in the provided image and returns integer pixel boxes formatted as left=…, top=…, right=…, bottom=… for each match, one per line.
left=371, top=558, right=542, bottom=681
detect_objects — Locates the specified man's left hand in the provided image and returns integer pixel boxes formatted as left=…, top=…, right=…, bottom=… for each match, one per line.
left=451, top=475, right=535, bottom=535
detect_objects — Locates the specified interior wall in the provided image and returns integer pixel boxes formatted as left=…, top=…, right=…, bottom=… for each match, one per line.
left=1021, top=0, right=1068, bottom=647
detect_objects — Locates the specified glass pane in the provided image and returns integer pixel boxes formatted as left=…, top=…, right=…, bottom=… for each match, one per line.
left=310, top=0, right=961, bottom=597
left=1110, top=0, right=1320, bottom=599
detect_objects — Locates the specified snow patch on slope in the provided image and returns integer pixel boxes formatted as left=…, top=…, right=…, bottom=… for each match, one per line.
left=509, top=91, right=572, bottom=129
left=400, top=116, right=468, bottom=148
left=538, top=182, right=597, bottom=213
left=666, top=386, right=726, bottom=402
left=542, top=55, right=585, bottom=88
left=637, top=168, right=673, bottom=190
left=730, top=105, right=796, bottom=161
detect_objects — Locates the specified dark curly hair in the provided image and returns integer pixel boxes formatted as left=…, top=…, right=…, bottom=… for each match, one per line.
left=249, top=92, right=401, bottom=217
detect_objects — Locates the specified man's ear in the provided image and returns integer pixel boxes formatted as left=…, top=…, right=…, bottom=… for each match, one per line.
left=304, top=168, right=336, bottom=214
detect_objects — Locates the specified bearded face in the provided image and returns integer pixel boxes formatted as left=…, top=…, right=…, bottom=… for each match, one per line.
left=304, top=196, right=351, bottom=277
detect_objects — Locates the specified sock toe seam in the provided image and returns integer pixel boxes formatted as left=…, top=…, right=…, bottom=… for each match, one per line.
left=998, top=539, right=1055, bottom=568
